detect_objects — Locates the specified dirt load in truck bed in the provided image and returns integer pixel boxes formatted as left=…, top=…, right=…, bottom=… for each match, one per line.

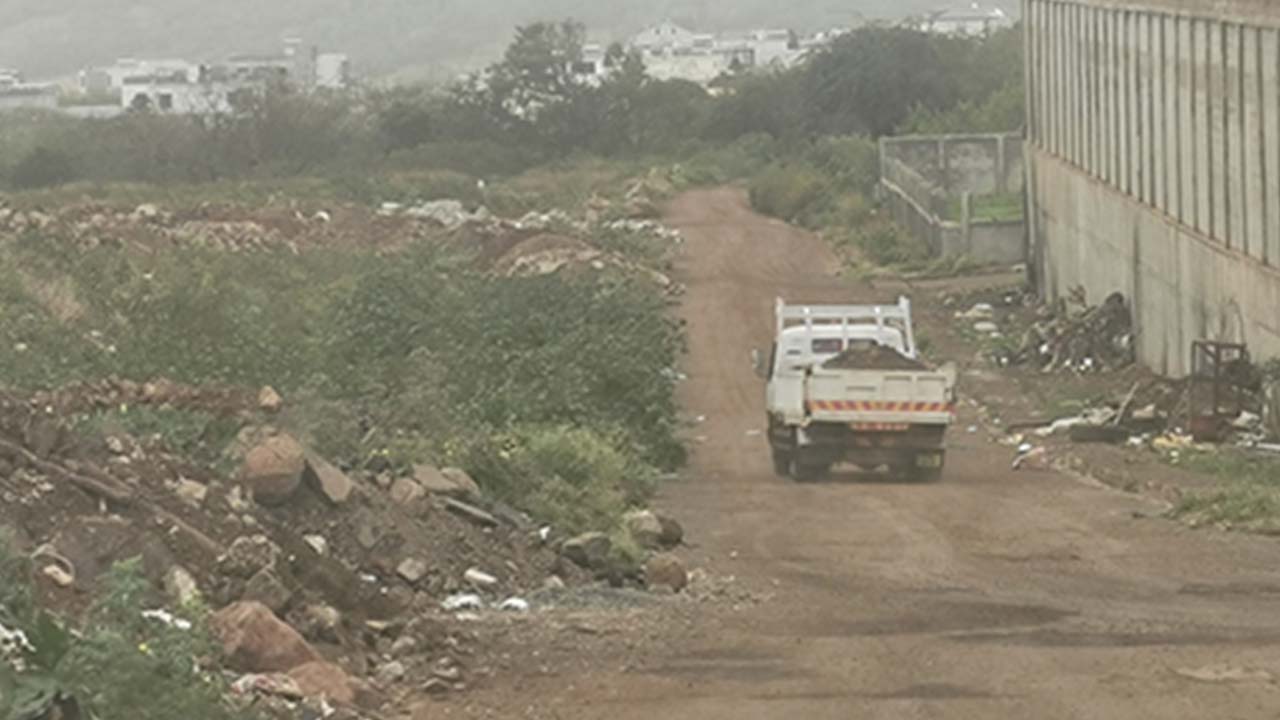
left=821, top=340, right=929, bottom=371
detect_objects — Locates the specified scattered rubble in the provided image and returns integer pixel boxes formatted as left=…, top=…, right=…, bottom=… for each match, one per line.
left=241, top=433, right=307, bottom=505
left=1009, top=291, right=1135, bottom=373
left=212, top=601, right=321, bottom=673
left=645, top=553, right=689, bottom=592
left=562, top=532, right=611, bottom=570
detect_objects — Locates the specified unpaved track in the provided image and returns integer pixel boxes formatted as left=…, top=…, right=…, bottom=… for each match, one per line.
left=536, top=189, right=1280, bottom=718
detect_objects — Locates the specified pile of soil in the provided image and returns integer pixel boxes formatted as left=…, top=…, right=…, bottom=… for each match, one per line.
left=0, top=379, right=591, bottom=712
left=822, top=341, right=929, bottom=371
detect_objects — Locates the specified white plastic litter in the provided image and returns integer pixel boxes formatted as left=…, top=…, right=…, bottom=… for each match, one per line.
left=498, top=597, right=530, bottom=612
left=464, top=568, right=498, bottom=587
left=142, top=609, right=193, bottom=631
left=442, top=593, right=484, bottom=611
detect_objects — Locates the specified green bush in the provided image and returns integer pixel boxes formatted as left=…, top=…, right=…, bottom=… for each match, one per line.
left=71, top=406, right=241, bottom=472
left=0, top=537, right=252, bottom=720
left=10, top=146, right=79, bottom=189
left=462, top=425, right=659, bottom=535
left=830, top=218, right=931, bottom=269
left=748, top=164, right=828, bottom=223
left=0, top=237, right=684, bottom=535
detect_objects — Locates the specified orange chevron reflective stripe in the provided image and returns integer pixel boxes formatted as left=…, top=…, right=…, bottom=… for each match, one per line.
left=807, top=400, right=955, bottom=413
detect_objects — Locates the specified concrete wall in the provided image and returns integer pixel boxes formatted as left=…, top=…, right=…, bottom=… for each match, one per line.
left=1025, top=0, right=1280, bottom=376
left=881, top=132, right=1027, bottom=264
left=882, top=133, right=1024, bottom=196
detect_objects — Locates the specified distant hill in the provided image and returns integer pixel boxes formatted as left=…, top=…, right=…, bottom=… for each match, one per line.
left=0, top=0, right=1016, bottom=83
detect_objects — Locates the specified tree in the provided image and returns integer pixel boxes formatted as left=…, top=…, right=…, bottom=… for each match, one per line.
left=10, top=145, right=78, bottom=189
left=485, top=21, right=588, bottom=128
left=375, top=89, right=436, bottom=152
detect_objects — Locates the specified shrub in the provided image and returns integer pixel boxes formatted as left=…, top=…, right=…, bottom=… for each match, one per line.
left=463, top=425, right=659, bottom=535
left=748, top=164, right=829, bottom=223
left=0, top=538, right=252, bottom=720
left=10, top=146, right=78, bottom=189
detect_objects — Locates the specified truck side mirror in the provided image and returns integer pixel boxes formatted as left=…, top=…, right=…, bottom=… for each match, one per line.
left=750, top=349, right=767, bottom=379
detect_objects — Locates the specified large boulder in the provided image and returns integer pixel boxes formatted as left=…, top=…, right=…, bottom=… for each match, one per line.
left=242, top=433, right=307, bottom=505
left=625, top=510, right=684, bottom=550
left=624, top=510, right=664, bottom=550
left=645, top=553, right=688, bottom=592
left=389, top=477, right=425, bottom=504
left=163, top=565, right=201, bottom=606
left=243, top=567, right=293, bottom=614
left=289, top=661, right=358, bottom=705
left=211, top=601, right=320, bottom=673
left=218, top=535, right=281, bottom=579
left=295, top=604, right=343, bottom=643
left=561, top=532, right=611, bottom=570
left=656, top=513, right=684, bottom=548
left=440, top=467, right=482, bottom=499
left=412, top=464, right=481, bottom=500
left=304, top=454, right=355, bottom=505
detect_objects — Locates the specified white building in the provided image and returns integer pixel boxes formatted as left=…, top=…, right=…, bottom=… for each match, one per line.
left=80, top=58, right=199, bottom=94
left=120, top=75, right=237, bottom=115
left=314, top=53, right=351, bottom=89
left=621, top=21, right=825, bottom=85
left=631, top=21, right=701, bottom=52
left=0, top=84, right=58, bottom=112
left=919, top=3, right=1015, bottom=36
left=0, top=69, right=59, bottom=112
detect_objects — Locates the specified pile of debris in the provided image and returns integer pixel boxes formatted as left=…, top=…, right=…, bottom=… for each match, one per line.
left=0, top=199, right=418, bottom=254
left=1011, top=291, right=1135, bottom=373
left=822, top=341, right=929, bottom=371
left=0, top=380, right=688, bottom=717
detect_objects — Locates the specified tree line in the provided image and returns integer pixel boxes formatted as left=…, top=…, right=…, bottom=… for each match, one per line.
left=1, top=21, right=1022, bottom=190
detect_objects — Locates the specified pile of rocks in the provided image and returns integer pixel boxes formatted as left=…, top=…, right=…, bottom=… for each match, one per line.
left=0, top=379, right=694, bottom=716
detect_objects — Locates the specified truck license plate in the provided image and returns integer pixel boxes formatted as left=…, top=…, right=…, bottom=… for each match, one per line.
left=851, top=423, right=909, bottom=432
left=916, top=454, right=943, bottom=468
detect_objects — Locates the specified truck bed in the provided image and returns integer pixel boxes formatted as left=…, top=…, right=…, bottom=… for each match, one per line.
left=805, top=368, right=954, bottom=426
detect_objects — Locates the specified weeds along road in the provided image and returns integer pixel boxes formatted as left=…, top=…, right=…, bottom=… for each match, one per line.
left=539, top=188, right=1280, bottom=719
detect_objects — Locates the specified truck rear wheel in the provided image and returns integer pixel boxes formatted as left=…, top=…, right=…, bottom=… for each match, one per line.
left=790, top=451, right=830, bottom=482
left=910, top=467, right=943, bottom=483
left=907, top=451, right=945, bottom=482
left=770, top=448, right=793, bottom=477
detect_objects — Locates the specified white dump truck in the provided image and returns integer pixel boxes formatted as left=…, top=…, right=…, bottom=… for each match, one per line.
left=754, top=297, right=956, bottom=481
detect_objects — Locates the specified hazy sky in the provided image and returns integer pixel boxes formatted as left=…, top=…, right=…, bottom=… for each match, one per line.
left=0, top=0, right=1017, bottom=81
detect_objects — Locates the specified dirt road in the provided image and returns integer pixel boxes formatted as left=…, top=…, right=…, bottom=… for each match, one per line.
left=511, top=188, right=1280, bottom=719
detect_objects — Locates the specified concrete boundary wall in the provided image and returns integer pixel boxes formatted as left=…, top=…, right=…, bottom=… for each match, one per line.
left=879, top=133, right=1027, bottom=265
left=1025, top=0, right=1280, bottom=375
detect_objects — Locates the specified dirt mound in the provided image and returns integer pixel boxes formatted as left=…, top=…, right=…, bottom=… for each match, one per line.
left=0, top=380, right=590, bottom=710
left=0, top=200, right=424, bottom=254
left=822, top=341, right=929, bottom=371
left=494, top=233, right=602, bottom=276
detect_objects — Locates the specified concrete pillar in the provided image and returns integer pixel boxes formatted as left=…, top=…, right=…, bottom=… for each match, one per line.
left=997, top=134, right=1008, bottom=193
left=1264, top=30, right=1280, bottom=266
left=1080, top=3, right=1093, bottom=173
left=1226, top=24, right=1246, bottom=255
left=1119, top=11, right=1132, bottom=195
left=1153, top=13, right=1168, bottom=214
left=1243, top=26, right=1266, bottom=263
left=1164, top=13, right=1182, bottom=221
left=1137, top=11, right=1152, bottom=206
left=1178, top=16, right=1195, bottom=227
left=1074, top=4, right=1084, bottom=168
left=1209, top=21, right=1227, bottom=245
left=1050, top=1, right=1061, bottom=157
left=1024, top=0, right=1036, bottom=144
left=938, top=138, right=949, bottom=194
left=1193, top=18, right=1212, bottom=236
left=1104, top=8, right=1117, bottom=186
